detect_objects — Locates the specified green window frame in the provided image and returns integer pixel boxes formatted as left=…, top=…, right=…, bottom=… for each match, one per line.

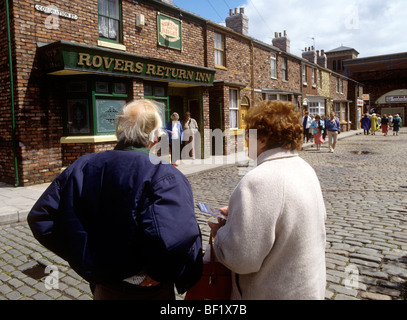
left=65, top=76, right=129, bottom=136
left=143, top=81, right=169, bottom=126
left=98, top=0, right=123, bottom=43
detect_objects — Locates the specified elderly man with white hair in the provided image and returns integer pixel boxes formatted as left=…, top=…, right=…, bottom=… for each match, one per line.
left=27, top=99, right=203, bottom=300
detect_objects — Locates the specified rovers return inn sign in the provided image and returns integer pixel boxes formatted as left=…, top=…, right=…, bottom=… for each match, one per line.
left=38, top=41, right=215, bottom=85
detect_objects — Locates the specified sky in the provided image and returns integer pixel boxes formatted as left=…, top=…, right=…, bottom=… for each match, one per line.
left=172, top=0, right=407, bottom=58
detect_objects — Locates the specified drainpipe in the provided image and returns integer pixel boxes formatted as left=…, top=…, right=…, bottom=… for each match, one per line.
left=5, top=0, right=19, bottom=187
left=250, top=40, right=255, bottom=107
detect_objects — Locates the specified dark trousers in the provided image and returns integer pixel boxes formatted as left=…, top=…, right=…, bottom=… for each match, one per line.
left=93, top=281, right=176, bottom=300
left=303, top=128, right=310, bottom=142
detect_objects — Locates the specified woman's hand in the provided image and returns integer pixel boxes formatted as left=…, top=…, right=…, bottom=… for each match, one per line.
left=208, top=206, right=228, bottom=237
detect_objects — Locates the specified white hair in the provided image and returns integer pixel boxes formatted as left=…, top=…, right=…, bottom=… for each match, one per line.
left=115, top=99, right=163, bottom=146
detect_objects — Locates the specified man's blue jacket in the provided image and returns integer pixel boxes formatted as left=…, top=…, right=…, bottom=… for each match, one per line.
left=27, top=145, right=203, bottom=294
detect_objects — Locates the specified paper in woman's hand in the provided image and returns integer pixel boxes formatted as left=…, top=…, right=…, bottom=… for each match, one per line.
left=197, top=202, right=227, bottom=220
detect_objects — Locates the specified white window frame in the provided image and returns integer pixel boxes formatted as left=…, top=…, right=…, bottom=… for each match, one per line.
left=229, top=88, right=239, bottom=129
left=214, top=33, right=225, bottom=68
left=302, top=65, right=307, bottom=85
left=308, top=101, right=325, bottom=117
left=270, top=53, right=277, bottom=79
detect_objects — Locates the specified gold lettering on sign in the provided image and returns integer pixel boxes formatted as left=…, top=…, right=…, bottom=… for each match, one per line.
left=75, top=53, right=212, bottom=82
left=77, top=53, right=92, bottom=66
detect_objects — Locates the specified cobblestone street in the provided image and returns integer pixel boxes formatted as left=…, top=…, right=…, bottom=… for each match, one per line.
left=0, top=128, right=406, bottom=300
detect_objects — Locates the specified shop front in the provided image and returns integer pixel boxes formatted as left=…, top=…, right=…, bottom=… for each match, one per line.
left=38, top=41, right=216, bottom=165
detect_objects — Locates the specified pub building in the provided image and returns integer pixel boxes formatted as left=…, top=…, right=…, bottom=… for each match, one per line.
left=1, top=0, right=361, bottom=186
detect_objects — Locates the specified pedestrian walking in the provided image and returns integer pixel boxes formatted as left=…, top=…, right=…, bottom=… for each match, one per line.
left=393, top=114, right=402, bottom=136
left=321, top=115, right=328, bottom=141
left=182, top=112, right=199, bottom=160
left=302, top=111, right=312, bottom=143
left=381, top=114, right=389, bottom=136
left=370, top=113, right=379, bottom=135
left=165, top=112, right=183, bottom=166
left=311, top=115, right=325, bottom=151
left=27, top=99, right=203, bottom=300
left=388, top=114, right=394, bottom=130
left=360, top=113, right=371, bottom=135
left=326, top=112, right=341, bottom=153
left=208, top=100, right=327, bottom=300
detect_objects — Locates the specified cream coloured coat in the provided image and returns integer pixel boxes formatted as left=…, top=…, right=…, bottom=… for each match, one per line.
left=213, top=148, right=327, bottom=300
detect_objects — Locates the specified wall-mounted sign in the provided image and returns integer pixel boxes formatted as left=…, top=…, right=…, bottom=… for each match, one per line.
left=34, top=4, right=78, bottom=20
left=157, top=13, right=182, bottom=50
left=39, top=41, right=215, bottom=85
left=386, top=95, right=407, bottom=103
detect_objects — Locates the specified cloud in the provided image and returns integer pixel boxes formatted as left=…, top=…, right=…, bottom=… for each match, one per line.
left=243, top=0, right=406, bottom=58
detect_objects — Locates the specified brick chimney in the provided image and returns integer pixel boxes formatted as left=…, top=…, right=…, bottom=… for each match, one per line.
left=302, top=46, right=317, bottom=64
left=317, top=49, right=327, bottom=68
left=225, top=8, right=248, bottom=36
left=272, top=30, right=291, bottom=53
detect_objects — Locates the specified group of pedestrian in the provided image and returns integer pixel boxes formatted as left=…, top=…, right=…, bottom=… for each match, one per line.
left=303, top=112, right=341, bottom=153
left=360, top=113, right=402, bottom=136
left=28, top=99, right=327, bottom=301
left=164, top=111, right=199, bottom=166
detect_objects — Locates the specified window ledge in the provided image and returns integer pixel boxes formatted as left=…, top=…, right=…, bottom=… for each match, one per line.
left=97, top=40, right=126, bottom=51
left=61, top=135, right=118, bottom=144
left=215, top=65, right=228, bottom=71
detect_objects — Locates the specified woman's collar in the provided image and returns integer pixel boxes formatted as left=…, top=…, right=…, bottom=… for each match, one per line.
left=255, top=148, right=298, bottom=167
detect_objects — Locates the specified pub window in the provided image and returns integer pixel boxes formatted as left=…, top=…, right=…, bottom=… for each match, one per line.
left=144, top=82, right=169, bottom=125
left=229, top=89, right=239, bottom=129
left=98, top=0, right=122, bottom=43
left=270, top=53, right=277, bottom=79
left=65, top=77, right=129, bottom=136
left=214, top=33, right=225, bottom=68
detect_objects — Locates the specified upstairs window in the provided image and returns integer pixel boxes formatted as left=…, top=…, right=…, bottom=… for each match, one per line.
left=98, top=0, right=122, bottom=43
left=302, top=65, right=307, bottom=84
left=282, top=57, right=288, bottom=81
left=270, top=53, right=277, bottom=78
left=214, top=33, right=225, bottom=68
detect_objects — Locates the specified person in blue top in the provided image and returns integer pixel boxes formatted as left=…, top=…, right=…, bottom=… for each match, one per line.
left=311, top=115, right=325, bottom=151
left=27, top=99, right=203, bottom=300
left=165, top=112, right=183, bottom=166
left=392, top=114, right=402, bottom=136
left=325, top=112, right=341, bottom=153
left=360, top=113, right=371, bottom=135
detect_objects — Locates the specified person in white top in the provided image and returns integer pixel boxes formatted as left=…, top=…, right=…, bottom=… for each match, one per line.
left=182, top=112, right=199, bottom=160
left=165, top=112, right=183, bottom=166
left=209, top=100, right=327, bottom=300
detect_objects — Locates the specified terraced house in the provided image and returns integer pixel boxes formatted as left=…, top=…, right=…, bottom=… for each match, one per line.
left=0, top=0, right=362, bottom=186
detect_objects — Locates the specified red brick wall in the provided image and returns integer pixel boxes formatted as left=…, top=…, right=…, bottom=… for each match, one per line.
left=0, top=0, right=15, bottom=184
left=5, top=0, right=210, bottom=185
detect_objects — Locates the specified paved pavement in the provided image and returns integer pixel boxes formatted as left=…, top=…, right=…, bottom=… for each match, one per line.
left=0, top=128, right=406, bottom=300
